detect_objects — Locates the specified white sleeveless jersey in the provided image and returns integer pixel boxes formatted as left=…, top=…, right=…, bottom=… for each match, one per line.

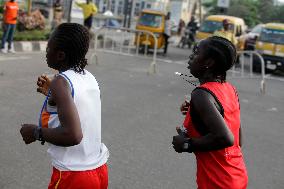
left=39, top=69, right=109, bottom=171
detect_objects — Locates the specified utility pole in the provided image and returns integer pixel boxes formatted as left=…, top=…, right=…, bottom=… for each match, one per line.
left=127, top=0, right=134, bottom=28
left=198, top=0, right=202, bottom=23
left=67, top=0, right=73, bottom=23
left=123, top=0, right=134, bottom=28
left=123, top=0, right=128, bottom=27
left=27, top=0, right=32, bottom=16
left=107, top=0, right=111, bottom=10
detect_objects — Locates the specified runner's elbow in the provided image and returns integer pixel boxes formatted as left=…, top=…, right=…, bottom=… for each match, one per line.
left=215, top=133, right=234, bottom=148
left=71, top=132, right=83, bottom=145
left=65, top=130, right=83, bottom=146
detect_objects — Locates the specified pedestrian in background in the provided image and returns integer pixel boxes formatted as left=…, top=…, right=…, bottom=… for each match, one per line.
left=1, top=0, right=19, bottom=53
left=76, top=0, right=98, bottom=30
left=51, top=0, right=63, bottom=30
left=186, top=16, right=198, bottom=37
left=177, top=19, right=185, bottom=36
left=20, top=23, right=109, bottom=189
left=214, top=19, right=237, bottom=47
left=163, top=12, right=171, bottom=55
left=172, top=36, right=248, bottom=189
left=177, top=16, right=198, bottom=48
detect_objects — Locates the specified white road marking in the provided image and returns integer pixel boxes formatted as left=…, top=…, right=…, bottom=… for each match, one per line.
left=267, top=107, right=278, bottom=112
left=0, top=56, right=31, bottom=61
left=156, top=58, right=188, bottom=65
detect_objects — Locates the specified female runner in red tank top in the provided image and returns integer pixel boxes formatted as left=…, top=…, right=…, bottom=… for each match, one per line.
left=172, top=36, right=248, bottom=189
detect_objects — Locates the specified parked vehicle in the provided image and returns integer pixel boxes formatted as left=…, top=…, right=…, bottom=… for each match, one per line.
left=253, top=23, right=284, bottom=73
left=135, top=9, right=166, bottom=52
left=196, top=15, right=247, bottom=50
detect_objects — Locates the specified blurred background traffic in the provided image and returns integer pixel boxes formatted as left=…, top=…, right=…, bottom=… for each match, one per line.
left=0, top=0, right=284, bottom=74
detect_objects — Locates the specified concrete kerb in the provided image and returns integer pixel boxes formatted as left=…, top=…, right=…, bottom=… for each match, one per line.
left=10, top=41, right=47, bottom=52
left=3, top=41, right=96, bottom=53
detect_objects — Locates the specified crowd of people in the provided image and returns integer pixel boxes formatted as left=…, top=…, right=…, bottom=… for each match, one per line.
left=0, top=0, right=98, bottom=54
left=5, top=1, right=248, bottom=188
left=0, top=0, right=237, bottom=56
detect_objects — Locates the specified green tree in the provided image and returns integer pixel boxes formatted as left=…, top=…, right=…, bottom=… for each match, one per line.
left=227, top=0, right=259, bottom=26
left=0, top=0, right=5, bottom=14
left=276, top=5, right=284, bottom=23
left=203, top=0, right=259, bottom=27
left=202, top=0, right=284, bottom=26
left=257, top=0, right=274, bottom=23
left=203, top=0, right=219, bottom=15
left=266, top=4, right=284, bottom=23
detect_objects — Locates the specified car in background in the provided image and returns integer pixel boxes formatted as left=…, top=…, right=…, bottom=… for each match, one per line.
left=196, top=15, right=247, bottom=51
left=243, top=24, right=264, bottom=50
left=253, top=23, right=284, bottom=73
left=135, top=9, right=166, bottom=51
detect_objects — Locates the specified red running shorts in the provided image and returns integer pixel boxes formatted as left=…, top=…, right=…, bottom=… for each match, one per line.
left=48, top=163, right=108, bottom=189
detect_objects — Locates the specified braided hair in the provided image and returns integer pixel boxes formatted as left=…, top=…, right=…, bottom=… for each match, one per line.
left=53, top=23, right=90, bottom=74
left=204, top=36, right=237, bottom=82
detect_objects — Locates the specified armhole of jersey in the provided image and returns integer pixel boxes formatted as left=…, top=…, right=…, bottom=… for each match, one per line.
left=193, top=87, right=225, bottom=117
left=232, top=85, right=240, bottom=110
left=58, top=73, right=75, bottom=98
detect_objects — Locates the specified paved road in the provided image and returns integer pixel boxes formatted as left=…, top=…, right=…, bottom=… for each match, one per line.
left=0, top=47, right=283, bottom=189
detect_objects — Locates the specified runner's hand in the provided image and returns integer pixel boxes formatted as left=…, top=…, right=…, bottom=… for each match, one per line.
left=172, top=127, right=187, bottom=153
left=20, top=124, right=37, bottom=144
left=37, top=75, right=51, bottom=96
left=180, top=101, right=190, bottom=115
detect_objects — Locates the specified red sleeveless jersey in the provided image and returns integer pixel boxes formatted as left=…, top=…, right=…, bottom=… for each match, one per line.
left=183, top=82, right=248, bottom=189
left=4, top=1, right=19, bottom=24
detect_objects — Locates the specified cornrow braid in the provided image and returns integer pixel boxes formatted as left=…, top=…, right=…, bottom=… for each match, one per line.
left=53, top=23, right=90, bottom=74
left=204, top=36, right=237, bottom=82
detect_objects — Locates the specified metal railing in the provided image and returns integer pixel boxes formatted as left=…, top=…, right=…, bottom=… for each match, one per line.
left=230, top=50, right=266, bottom=94
left=90, top=26, right=158, bottom=74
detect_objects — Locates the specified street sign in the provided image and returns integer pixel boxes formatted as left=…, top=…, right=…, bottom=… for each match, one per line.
left=217, top=0, right=230, bottom=8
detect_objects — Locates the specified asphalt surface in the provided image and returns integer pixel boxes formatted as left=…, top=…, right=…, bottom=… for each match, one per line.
left=0, top=46, right=283, bottom=189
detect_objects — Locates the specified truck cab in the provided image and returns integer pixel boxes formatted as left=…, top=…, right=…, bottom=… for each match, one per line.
left=254, top=23, right=284, bottom=72
left=196, top=15, right=246, bottom=50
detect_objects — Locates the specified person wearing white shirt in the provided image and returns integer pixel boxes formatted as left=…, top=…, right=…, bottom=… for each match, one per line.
left=163, top=12, right=171, bottom=55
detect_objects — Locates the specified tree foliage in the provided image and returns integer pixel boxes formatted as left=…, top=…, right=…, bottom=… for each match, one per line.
left=203, top=0, right=284, bottom=27
left=257, top=0, right=274, bottom=23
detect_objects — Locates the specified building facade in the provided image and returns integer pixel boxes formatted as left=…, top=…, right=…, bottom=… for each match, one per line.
left=94, top=0, right=169, bottom=16
left=169, top=0, right=197, bottom=27
left=92, top=0, right=196, bottom=27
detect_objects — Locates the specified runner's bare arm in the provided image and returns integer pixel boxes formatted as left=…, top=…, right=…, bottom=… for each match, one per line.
left=40, top=76, right=82, bottom=146
left=189, top=89, right=234, bottom=151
